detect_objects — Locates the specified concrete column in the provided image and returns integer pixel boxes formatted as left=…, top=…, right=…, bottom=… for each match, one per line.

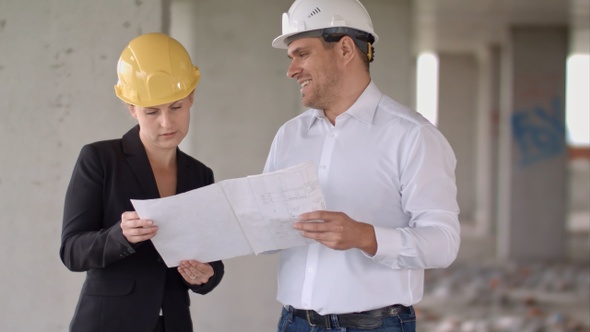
left=364, top=0, right=414, bottom=107
left=473, top=45, right=502, bottom=236
left=0, top=0, right=165, bottom=330
left=437, top=53, right=479, bottom=228
left=497, top=26, right=569, bottom=261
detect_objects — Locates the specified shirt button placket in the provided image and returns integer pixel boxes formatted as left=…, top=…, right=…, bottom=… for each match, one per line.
left=318, top=129, right=336, bottom=182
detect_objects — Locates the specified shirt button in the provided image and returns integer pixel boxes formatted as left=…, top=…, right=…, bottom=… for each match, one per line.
left=307, top=268, right=313, bottom=272
left=320, top=165, right=326, bottom=170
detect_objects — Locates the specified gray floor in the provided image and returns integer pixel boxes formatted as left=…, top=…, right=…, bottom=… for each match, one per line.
left=416, top=231, right=590, bottom=332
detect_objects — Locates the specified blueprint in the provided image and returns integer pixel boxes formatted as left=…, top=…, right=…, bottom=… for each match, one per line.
left=131, top=161, right=325, bottom=266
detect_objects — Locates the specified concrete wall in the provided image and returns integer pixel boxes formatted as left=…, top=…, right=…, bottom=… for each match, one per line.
left=437, top=53, right=479, bottom=224
left=497, top=26, right=569, bottom=261
left=0, top=0, right=414, bottom=331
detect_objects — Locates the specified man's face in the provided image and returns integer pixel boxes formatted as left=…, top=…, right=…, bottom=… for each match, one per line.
left=128, top=92, right=194, bottom=152
left=286, top=37, right=342, bottom=110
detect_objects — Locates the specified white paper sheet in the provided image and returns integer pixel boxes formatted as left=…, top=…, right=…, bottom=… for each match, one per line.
left=131, top=161, right=325, bottom=266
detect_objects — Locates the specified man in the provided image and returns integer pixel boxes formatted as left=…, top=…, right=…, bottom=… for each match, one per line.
left=264, top=0, right=461, bottom=331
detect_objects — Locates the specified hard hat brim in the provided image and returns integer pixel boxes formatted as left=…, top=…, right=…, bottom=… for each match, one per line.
left=272, top=32, right=300, bottom=49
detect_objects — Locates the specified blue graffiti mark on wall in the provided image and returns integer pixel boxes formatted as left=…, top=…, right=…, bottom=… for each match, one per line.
left=512, top=96, right=566, bottom=167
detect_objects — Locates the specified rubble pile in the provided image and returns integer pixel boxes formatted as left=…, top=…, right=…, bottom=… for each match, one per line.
left=416, top=262, right=590, bottom=332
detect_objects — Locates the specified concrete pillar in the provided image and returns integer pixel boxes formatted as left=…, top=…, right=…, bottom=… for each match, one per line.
left=364, top=0, right=414, bottom=107
left=497, top=26, right=569, bottom=261
left=437, top=53, right=479, bottom=228
left=473, top=45, right=502, bottom=236
left=0, top=0, right=165, bottom=330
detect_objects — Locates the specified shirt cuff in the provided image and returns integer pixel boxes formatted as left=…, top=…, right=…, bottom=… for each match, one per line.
left=367, top=226, right=403, bottom=264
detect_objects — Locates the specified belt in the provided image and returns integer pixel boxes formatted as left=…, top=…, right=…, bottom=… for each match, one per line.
left=288, top=304, right=412, bottom=329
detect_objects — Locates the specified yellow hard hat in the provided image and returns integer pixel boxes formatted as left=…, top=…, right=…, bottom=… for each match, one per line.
left=114, top=33, right=200, bottom=107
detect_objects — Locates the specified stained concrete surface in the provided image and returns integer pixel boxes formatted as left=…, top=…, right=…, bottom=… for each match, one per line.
left=412, top=159, right=590, bottom=332
left=415, top=229, right=590, bottom=332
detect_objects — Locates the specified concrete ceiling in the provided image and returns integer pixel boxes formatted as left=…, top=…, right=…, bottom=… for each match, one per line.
left=413, top=0, right=590, bottom=53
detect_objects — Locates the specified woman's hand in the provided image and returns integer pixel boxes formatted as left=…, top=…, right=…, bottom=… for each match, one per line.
left=178, top=260, right=214, bottom=285
left=120, top=211, right=158, bottom=244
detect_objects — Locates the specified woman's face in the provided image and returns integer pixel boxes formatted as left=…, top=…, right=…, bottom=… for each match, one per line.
left=128, top=91, right=194, bottom=152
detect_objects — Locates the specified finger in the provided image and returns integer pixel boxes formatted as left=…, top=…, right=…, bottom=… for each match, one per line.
left=121, top=211, right=140, bottom=222
left=298, top=210, right=328, bottom=221
left=123, top=223, right=158, bottom=243
left=177, top=266, right=192, bottom=277
left=125, top=223, right=156, bottom=234
left=294, top=220, right=328, bottom=232
left=186, top=260, right=202, bottom=267
left=179, top=262, right=198, bottom=273
left=195, top=264, right=213, bottom=275
left=178, top=260, right=211, bottom=277
left=298, top=230, right=336, bottom=246
left=180, top=267, right=201, bottom=282
left=135, top=219, right=158, bottom=229
left=138, top=225, right=158, bottom=235
left=121, top=218, right=138, bottom=229
left=125, top=219, right=155, bottom=231
left=183, top=260, right=210, bottom=275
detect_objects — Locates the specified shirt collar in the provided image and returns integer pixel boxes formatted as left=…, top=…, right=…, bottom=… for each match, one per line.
left=307, top=81, right=382, bottom=129
left=308, top=109, right=326, bottom=129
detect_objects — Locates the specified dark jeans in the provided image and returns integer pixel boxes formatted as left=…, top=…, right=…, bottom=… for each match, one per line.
left=277, top=306, right=416, bottom=332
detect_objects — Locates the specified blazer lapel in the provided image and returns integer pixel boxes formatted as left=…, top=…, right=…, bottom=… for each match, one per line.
left=122, top=125, right=161, bottom=199
left=175, top=151, right=193, bottom=194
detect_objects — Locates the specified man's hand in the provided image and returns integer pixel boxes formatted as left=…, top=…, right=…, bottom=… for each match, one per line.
left=294, top=210, right=377, bottom=255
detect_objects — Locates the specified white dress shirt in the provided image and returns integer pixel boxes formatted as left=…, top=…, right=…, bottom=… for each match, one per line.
left=263, top=81, right=460, bottom=315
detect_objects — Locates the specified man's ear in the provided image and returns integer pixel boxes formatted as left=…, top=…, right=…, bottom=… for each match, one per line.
left=338, top=36, right=356, bottom=62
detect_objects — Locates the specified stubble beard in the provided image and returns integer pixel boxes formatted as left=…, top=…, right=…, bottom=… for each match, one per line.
left=301, top=69, right=341, bottom=111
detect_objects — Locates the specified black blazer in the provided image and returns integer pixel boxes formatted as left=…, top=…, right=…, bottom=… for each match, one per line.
left=60, top=125, right=224, bottom=332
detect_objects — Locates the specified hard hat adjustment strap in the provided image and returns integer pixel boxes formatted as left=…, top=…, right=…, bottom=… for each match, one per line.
left=284, top=27, right=376, bottom=63
left=321, top=28, right=375, bottom=63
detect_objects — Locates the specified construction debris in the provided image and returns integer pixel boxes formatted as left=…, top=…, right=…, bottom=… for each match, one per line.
left=416, top=261, right=590, bottom=332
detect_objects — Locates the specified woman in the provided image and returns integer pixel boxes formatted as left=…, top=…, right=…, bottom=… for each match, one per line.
left=60, top=32, right=224, bottom=332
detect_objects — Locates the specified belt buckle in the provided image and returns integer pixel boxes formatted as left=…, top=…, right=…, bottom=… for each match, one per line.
left=388, top=306, right=400, bottom=316
left=305, top=310, right=317, bottom=327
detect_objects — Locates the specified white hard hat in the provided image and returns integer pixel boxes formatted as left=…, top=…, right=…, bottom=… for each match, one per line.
left=272, top=0, right=379, bottom=49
